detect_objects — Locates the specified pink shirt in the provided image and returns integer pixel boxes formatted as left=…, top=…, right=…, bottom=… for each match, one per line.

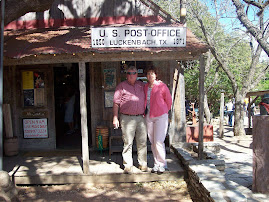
left=113, top=80, right=145, bottom=115
left=144, top=80, right=172, bottom=118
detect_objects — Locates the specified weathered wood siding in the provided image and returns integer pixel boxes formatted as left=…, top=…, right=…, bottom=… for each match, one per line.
left=7, top=0, right=160, bottom=29
left=4, top=65, right=56, bottom=150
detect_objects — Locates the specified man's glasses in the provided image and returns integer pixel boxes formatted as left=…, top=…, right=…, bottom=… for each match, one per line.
left=127, top=72, right=137, bottom=75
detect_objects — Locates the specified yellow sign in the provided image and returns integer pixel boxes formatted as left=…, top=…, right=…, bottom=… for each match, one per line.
left=22, top=71, right=34, bottom=90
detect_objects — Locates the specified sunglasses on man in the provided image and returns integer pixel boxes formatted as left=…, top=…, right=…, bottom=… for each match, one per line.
left=126, top=72, right=137, bottom=75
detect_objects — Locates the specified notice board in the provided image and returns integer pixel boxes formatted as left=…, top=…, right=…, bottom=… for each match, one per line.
left=23, top=118, right=48, bottom=138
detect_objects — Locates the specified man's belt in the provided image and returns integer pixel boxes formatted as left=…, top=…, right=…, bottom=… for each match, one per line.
left=121, top=113, right=143, bottom=116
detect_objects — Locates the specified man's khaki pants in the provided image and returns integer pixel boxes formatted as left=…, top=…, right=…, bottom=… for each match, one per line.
left=120, top=114, right=147, bottom=169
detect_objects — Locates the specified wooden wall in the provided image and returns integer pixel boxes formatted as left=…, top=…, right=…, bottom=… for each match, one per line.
left=3, top=65, right=56, bottom=150
left=7, top=0, right=159, bottom=29
left=3, top=60, right=176, bottom=150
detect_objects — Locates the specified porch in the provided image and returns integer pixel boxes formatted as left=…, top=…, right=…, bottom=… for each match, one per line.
left=3, top=150, right=184, bottom=185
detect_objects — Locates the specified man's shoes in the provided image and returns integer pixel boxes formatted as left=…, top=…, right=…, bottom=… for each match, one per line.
left=151, top=165, right=159, bottom=173
left=138, top=165, right=150, bottom=172
left=124, top=166, right=134, bottom=174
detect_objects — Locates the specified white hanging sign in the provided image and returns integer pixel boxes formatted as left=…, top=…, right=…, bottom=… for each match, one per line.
left=91, top=27, right=186, bottom=48
left=23, top=118, right=48, bottom=138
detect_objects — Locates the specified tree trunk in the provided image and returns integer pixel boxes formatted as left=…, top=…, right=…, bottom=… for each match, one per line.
left=2, top=0, right=55, bottom=26
left=204, top=94, right=211, bottom=124
left=233, top=94, right=246, bottom=136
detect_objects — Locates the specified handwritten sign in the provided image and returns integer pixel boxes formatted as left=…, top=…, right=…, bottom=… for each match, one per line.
left=92, top=27, right=187, bottom=48
left=23, top=118, right=48, bottom=138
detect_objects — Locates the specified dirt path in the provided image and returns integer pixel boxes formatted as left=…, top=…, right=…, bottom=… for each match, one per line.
left=17, top=180, right=194, bottom=201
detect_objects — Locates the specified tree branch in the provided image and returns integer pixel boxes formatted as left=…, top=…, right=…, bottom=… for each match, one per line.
left=193, top=9, right=238, bottom=92
left=249, top=65, right=269, bottom=90
left=2, top=0, right=55, bottom=26
left=232, top=0, right=269, bottom=56
left=205, top=66, right=219, bottom=94
left=243, top=0, right=263, bottom=9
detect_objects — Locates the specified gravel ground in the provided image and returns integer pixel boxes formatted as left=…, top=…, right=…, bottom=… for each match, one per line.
left=16, top=179, right=195, bottom=201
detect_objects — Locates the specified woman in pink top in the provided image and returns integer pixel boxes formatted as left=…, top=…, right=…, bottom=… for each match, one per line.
left=144, top=66, right=172, bottom=173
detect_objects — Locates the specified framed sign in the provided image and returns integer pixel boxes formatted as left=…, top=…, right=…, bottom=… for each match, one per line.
left=104, top=91, right=114, bottom=108
left=92, top=27, right=187, bottom=48
left=103, top=68, right=116, bottom=89
left=23, top=118, right=48, bottom=138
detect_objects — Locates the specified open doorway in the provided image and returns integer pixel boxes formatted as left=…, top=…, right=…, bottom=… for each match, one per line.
left=54, top=64, right=81, bottom=149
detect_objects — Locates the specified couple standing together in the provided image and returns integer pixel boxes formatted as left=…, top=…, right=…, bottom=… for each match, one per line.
left=113, top=66, right=172, bottom=174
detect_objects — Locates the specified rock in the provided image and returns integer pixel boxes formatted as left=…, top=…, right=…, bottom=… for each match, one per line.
left=0, top=171, right=18, bottom=201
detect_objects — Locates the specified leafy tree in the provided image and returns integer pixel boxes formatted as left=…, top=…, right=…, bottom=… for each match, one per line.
left=153, top=0, right=268, bottom=136
left=188, top=0, right=268, bottom=136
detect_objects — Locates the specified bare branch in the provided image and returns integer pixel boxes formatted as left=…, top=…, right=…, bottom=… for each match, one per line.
left=232, top=0, right=269, bottom=56
left=249, top=65, right=269, bottom=90
left=243, top=0, right=263, bottom=9
left=205, top=66, right=220, bottom=94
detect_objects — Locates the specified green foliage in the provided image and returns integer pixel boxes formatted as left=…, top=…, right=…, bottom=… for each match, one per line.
left=255, top=72, right=269, bottom=91
left=153, top=0, right=267, bottom=116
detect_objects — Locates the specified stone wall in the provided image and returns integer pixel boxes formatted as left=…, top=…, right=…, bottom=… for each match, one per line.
left=171, top=144, right=216, bottom=201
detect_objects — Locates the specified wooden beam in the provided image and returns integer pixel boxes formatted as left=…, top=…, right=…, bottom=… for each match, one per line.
left=169, top=61, right=186, bottom=143
left=219, top=93, right=224, bottom=138
left=79, top=62, right=90, bottom=174
left=3, top=104, right=13, bottom=138
left=198, top=54, right=206, bottom=160
left=246, top=90, right=269, bottom=97
left=3, top=51, right=203, bottom=66
left=89, top=63, right=96, bottom=148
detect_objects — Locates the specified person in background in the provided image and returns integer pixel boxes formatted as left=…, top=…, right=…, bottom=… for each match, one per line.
left=144, top=66, right=172, bottom=174
left=64, top=86, right=76, bottom=135
left=226, top=100, right=234, bottom=127
left=113, top=66, right=148, bottom=174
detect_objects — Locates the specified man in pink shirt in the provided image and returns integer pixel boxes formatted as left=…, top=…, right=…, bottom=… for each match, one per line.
left=113, top=66, right=148, bottom=174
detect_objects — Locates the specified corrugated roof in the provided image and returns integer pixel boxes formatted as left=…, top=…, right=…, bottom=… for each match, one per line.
left=4, top=25, right=208, bottom=59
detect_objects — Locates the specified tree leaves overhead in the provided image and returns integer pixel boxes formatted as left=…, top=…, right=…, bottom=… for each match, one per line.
left=153, top=0, right=268, bottom=135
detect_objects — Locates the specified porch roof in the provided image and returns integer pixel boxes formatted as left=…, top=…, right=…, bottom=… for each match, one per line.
left=4, top=24, right=208, bottom=65
left=246, top=90, right=269, bottom=97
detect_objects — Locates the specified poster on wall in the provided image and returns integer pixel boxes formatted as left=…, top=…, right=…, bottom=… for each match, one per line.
left=23, top=118, right=48, bottom=138
left=23, top=89, right=34, bottom=106
left=22, top=71, right=34, bottom=90
left=104, top=91, right=114, bottom=108
left=22, top=71, right=45, bottom=107
left=34, top=72, right=45, bottom=88
left=103, top=68, right=116, bottom=89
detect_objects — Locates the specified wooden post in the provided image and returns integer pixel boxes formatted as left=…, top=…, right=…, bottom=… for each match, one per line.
left=219, top=93, right=224, bottom=138
left=198, top=54, right=206, bottom=160
left=89, top=63, right=96, bottom=147
left=79, top=62, right=90, bottom=174
left=0, top=0, right=5, bottom=170
left=248, top=96, right=251, bottom=128
left=169, top=61, right=186, bottom=144
left=3, top=104, right=13, bottom=138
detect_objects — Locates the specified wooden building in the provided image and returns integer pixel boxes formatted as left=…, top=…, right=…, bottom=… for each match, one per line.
left=3, top=0, right=208, bottom=157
